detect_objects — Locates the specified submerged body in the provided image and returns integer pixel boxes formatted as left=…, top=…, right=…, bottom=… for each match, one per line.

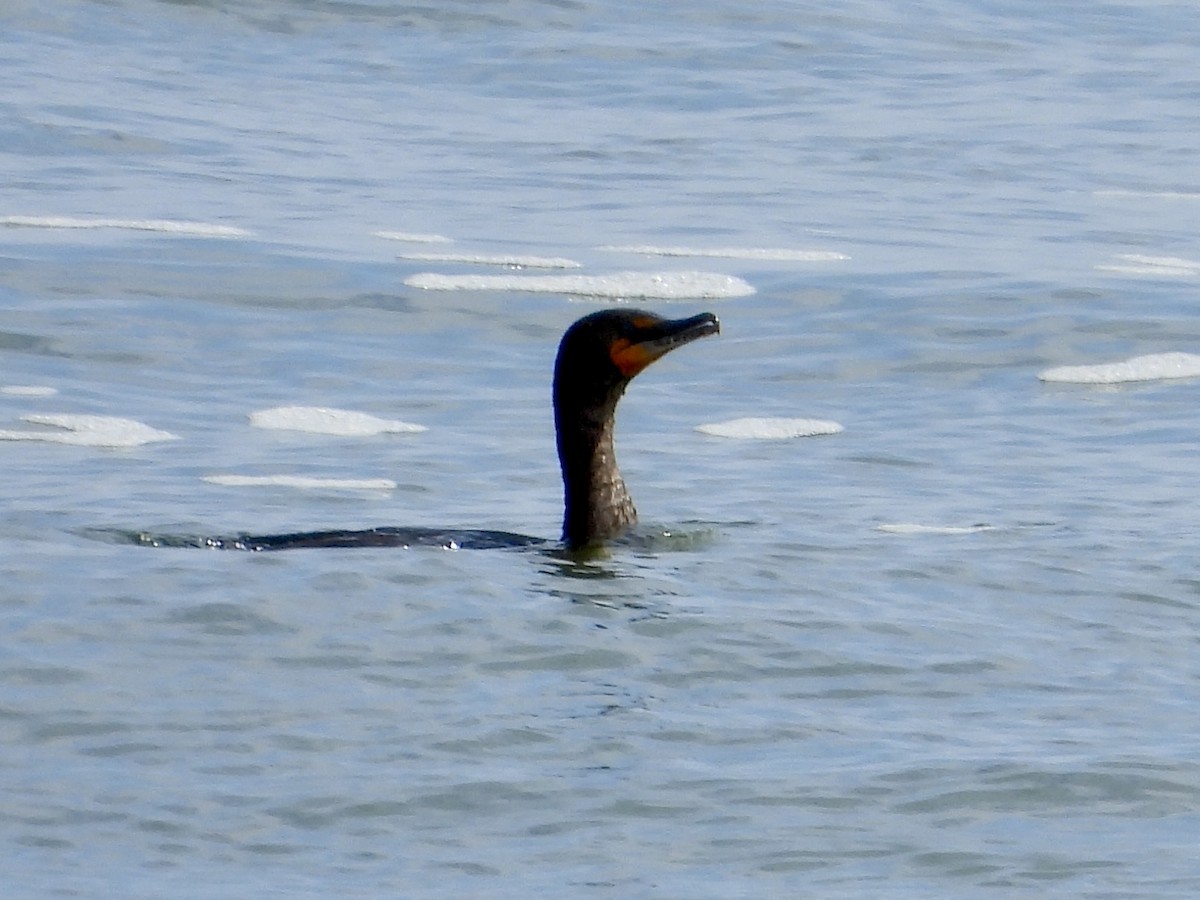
left=206, top=308, right=719, bottom=552
left=204, top=527, right=547, bottom=552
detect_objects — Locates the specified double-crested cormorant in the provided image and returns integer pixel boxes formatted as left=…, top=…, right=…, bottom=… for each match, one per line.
left=554, top=308, right=720, bottom=548
left=206, top=308, right=719, bottom=552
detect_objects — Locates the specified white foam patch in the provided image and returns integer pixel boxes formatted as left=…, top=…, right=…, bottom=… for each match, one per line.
left=397, top=252, right=581, bottom=269
left=1095, top=254, right=1200, bottom=277
left=600, top=245, right=849, bottom=263
left=405, top=270, right=755, bottom=299
left=204, top=474, right=397, bottom=491
left=0, top=215, right=248, bottom=237
left=1038, top=352, right=1200, bottom=384
left=876, top=523, right=995, bottom=535
left=373, top=230, right=453, bottom=244
left=1, top=385, right=58, bottom=397
left=0, top=414, right=178, bottom=447
left=696, top=417, right=844, bottom=439
left=249, top=406, right=427, bottom=436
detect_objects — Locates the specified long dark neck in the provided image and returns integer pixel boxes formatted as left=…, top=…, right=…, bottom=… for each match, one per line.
left=556, top=392, right=636, bottom=549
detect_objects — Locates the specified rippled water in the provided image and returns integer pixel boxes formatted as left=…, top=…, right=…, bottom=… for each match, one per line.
left=3, top=1, right=1200, bottom=896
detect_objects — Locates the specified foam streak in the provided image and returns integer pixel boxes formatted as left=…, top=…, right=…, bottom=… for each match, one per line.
left=405, top=270, right=755, bottom=300
left=1039, top=352, right=1200, bottom=384
left=249, top=406, right=427, bottom=436
left=1, top=215, right=248, bottom=237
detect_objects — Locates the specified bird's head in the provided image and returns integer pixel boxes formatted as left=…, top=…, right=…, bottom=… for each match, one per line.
left=553, top=308, right=720, bottom=418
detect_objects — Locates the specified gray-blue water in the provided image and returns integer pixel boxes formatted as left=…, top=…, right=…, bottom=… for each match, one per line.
left=3, top=1, right=1199, bottom=896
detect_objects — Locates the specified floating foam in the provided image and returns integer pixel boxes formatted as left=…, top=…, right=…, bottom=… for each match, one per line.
left=0, top=215, right=248, bottom=237
left=373, top=230, right=453, bottom=244
left=0, top=414, right=178, bottom=447
left=876, top=523, right=995, bottom=535
left=1038, top=352, right=1200, bottom=384
left=695, top=417, right=844, bottom=439
left=249, top=406, right=427, bottom=436
left=600, top=245, right=849, bottom=262
left=1095, top=254, right=1200, bottom=277
left=397, top=252, right=581, bottom=269
left=1, top=385, right=58, bottom=397
left=405, top=270, right=755, bottom=300
left=204, top=474, right=397, bottom=490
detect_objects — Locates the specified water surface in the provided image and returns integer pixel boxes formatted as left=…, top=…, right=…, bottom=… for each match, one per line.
left=3, top=1, right=1199, bottom=896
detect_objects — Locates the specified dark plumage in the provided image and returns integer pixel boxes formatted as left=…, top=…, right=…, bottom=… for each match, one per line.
left=553, top=308, right=720, bottom=549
